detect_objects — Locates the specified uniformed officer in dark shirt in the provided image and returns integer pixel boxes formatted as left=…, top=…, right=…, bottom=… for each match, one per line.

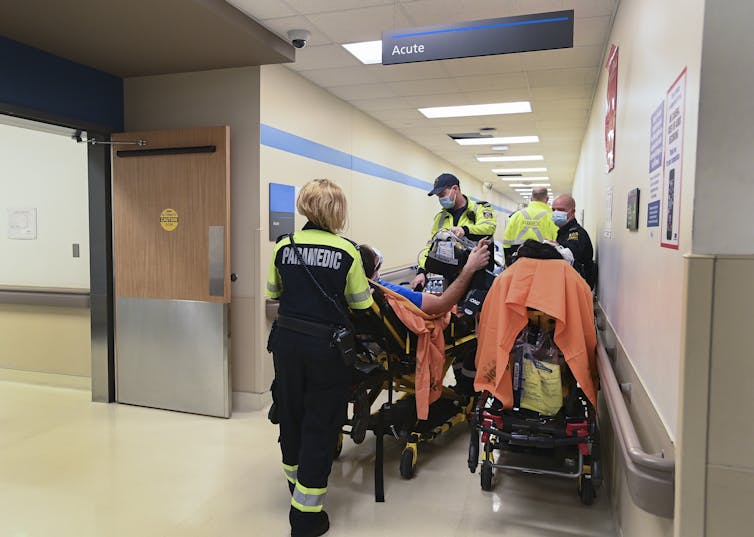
left=551, top=194, right=595, bottom=289
left=266, top=179, right=373, bottom=537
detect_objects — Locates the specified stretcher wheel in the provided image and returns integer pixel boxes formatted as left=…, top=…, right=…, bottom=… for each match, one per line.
left=334, top=432, right=343, bottom=460
left=480, top=461, right=494, bottom=491
left=400, top=444, right=417, bottom=479
left=578, top=475, right=595, bottom=505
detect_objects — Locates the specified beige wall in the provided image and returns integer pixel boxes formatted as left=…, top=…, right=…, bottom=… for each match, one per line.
left=572, top=0, right=705, bottom=441
left=572, top=0, right=707, bottom=534
left=0, top=304, right=90, bottom=377
left=677, top=256, right=754, bottom=537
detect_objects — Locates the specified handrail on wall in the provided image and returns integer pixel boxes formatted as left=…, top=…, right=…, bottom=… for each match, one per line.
left=0, top=285, right=90, bottom=308
left=596, top=328, right=675, bottom=519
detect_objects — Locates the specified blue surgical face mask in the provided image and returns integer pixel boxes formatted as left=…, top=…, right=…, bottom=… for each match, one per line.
left=552, top=210, right=569, bottom=227
left=439, top=190, right=456, bottom=209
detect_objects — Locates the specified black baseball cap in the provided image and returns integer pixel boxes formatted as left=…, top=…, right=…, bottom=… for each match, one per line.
left=427, top=173, right=460, bottom=196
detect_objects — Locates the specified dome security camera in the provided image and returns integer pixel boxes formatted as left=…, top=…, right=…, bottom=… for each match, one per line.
left=287, top=29, right=311, bottom=49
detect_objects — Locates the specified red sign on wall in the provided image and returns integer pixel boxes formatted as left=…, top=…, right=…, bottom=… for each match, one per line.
left=605, top=44, right=619, bottom=172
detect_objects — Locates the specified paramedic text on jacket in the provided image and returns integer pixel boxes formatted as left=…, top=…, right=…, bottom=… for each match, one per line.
left=265, top=179, right=373, bottom=537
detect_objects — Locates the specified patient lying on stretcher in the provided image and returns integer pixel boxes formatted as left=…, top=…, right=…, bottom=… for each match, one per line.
left=358, top=238, right=490, bottom=315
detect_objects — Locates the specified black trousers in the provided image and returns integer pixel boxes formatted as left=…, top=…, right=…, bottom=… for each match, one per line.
left=270, top=326, right=351, bottom=528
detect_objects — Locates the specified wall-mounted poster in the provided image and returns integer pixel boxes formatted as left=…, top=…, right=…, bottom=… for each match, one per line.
left=647, top=101, right=664, bottom=232
left=7, top=208, right=37, bottom=240
left=661, top=68, right=687, bottom=249
left=605, top=44, right=619, bottom=172
left=627, top=188, right=640, bottom=231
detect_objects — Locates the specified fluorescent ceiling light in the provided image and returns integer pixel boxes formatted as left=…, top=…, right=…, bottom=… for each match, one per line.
left=491, top=167, right=547, bottom=173
left=419, top=101, right=531, bottom=119
left=342, top=40, right=382, bottom=64
left=457, top=136, right=539, bottom=146
left=508, top=183, right=550, bottom=187
left=480, top=154, right=544, bottom=162
left=496, top=176, right=550, bottom=182
left=491, top=145, right=509, bottom=151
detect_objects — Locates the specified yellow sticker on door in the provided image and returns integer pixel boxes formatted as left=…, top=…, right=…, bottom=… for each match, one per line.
left=160, top=208, right=179, bottom=231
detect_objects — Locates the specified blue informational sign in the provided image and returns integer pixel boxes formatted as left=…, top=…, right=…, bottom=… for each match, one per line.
left=647, top=200, right=661, bottom=228
left=269, top=183, right=296, bottom=241
left=382, top=11, right=574, bottom=65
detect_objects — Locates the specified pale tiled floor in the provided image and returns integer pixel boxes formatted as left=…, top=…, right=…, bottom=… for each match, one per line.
left=0, top=381, right=617, bottom=537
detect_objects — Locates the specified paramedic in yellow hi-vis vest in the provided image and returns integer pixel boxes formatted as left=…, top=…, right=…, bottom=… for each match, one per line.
left=502, top=186, right=559, bottom=266
left=410, top=173, right=497, bottom=291
left=266, top=179, right=373, bottom=537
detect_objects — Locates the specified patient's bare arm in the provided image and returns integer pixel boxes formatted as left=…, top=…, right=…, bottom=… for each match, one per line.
left=420, top=238, right=491, bottom=315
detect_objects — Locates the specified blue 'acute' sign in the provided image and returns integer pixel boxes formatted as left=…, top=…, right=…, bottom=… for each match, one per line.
left=382, top=10, right=574, bottom=65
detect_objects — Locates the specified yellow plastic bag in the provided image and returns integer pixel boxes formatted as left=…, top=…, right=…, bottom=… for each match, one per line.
left=521, top=358, right=562, bottom=416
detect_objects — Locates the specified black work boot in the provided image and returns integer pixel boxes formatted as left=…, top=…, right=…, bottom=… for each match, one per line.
left=290, top=510, right=329, bottom=537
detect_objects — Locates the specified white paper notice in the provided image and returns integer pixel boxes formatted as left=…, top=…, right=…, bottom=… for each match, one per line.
left=7, top=208, right=37, bottom=240
left=661, top=69, right=687, bottom=249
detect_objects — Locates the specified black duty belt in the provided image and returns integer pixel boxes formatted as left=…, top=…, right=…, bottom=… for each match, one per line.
left=277, top=314, right=335, bottom=339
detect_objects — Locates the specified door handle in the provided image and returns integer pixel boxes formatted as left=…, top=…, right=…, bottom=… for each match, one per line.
left=230, top=273, right=238, bottom=282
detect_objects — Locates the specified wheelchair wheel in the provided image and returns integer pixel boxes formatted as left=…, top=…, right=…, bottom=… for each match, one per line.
left=480, top=461, right=494, bottom=491
left=400, top=444, right=417, bottom=479
left=334, top=432, right=343, bottom=460
left=468, top=427, right=479, bottom=473
left=578, top=475, right=595, bottom=505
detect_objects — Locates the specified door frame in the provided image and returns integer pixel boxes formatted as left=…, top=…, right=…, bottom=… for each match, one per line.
left=0, top=104, right=116, bottom=402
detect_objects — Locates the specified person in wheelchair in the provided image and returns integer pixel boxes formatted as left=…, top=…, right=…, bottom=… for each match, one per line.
left=358, top=238, right=490, bottom=315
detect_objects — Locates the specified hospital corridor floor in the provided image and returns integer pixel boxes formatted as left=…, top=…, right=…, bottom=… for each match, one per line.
left=0, top=381, right=617, bottom=537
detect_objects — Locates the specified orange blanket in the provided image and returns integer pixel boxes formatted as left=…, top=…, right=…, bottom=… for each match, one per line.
left=474, top=258, right=598, bottom=409
left=371, top=282, right=450, bottom=420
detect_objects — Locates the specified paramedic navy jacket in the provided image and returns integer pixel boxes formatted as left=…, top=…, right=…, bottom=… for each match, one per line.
left=266, top=222, right=373, bottom=323
left=556, top=219, right=595, bottom=290
left=417, top=196, right=496, bottom=272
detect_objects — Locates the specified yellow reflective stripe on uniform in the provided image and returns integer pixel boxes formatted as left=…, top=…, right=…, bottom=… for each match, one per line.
left=282, top=463, right=298, bottom=484
left=346, top=288, right=372, bottom=306
left=291, top=482, right=327, bottom=512
left=267, top=280, right=281, bottom=294
left=514, top=210, right=547, bottom=242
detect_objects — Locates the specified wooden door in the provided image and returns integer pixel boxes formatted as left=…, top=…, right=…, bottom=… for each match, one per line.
left=111, top=126, right=232, bottom=417
left=112, top=126, right=230, bottom=302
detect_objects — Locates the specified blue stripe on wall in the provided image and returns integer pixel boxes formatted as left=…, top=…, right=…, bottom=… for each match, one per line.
left=260, top=123, right=511, bottom=214
left=0, top=37, right=123, bottom=131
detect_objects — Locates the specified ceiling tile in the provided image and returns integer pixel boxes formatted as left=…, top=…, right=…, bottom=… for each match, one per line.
left=454, top=72, right=529, bottom=92
left=573, top=16, right=612, bottom=46
left=373, top=61, right=452, bottom=83
left=530, top=84, right=593, bottom=100
left=226, top=0, right=297, bottom=20
left=568, top=0, right=619, bottom=18
left=442, top=54, right=524, bottom=77
left=306, top=4, right=412, bottom=43
left=350, top=96, right=414, bottom=111
left=282, top=0, right=397, bottom=15
left=526, top=67, right=598, bottom=87
left=521, top=45, right=603, bottom=70
left=250, top=15, right=332, bottom=47
left=328, top=83, right=398, bottom=100
left=387, top=78, right=462, bottom=97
